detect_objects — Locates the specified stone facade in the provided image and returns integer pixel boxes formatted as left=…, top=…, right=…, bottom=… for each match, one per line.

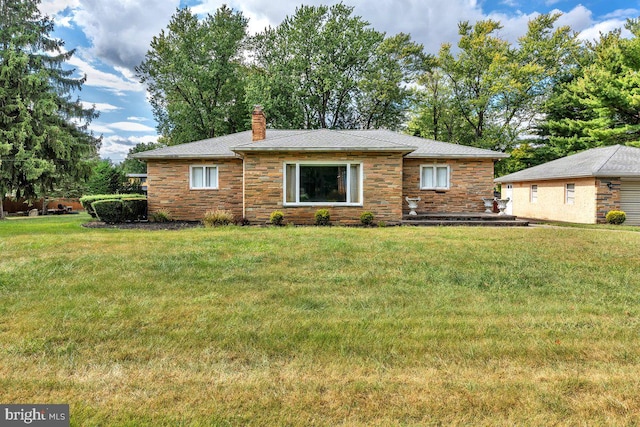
left=146, top=158, right=243, bottom=221
left=146, top=153, right=499, bottom=225
left=595, top=178, right=621, bottom=223
left=243, top=151, right=404, bottom=225
left=402, top=158, right=495, bottom=214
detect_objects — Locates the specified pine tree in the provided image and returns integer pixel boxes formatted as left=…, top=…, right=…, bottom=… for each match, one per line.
left=0, top=0, right=100, bottom=217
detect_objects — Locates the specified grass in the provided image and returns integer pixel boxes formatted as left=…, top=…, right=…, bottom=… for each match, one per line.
left=1, top=214, right=639, bottom=425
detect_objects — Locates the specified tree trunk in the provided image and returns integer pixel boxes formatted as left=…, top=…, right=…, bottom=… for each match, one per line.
left=0, top=197, right=5, bottom=220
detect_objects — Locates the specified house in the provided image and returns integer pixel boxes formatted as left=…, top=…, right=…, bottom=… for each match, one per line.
left=134, top=106, right=507, bottom=225
left=494, top=145, right=640, bottom=225
left=126, top=173, right=148, bottom=193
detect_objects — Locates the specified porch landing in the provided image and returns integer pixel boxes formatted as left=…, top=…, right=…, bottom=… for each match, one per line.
left=402, top=212, right=529, bottom=227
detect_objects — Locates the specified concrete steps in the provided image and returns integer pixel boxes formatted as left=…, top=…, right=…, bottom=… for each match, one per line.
left=401, top=213, right=529, bottom=227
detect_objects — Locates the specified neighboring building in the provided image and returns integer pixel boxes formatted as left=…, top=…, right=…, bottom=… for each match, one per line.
left=134, top=106, right=507, bottom=225
left=495, top=145, right=640, bottom=225
left=126, top=173, right=148, bottom=193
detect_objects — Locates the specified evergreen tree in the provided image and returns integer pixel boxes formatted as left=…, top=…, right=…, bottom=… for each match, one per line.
left=539, top=18, right=640, bottom=156
left=0, top=0, right=100, bottom=217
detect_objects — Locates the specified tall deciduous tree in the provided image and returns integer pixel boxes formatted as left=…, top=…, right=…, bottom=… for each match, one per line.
left=250, top=4, right=428, bottom=130
left=136, top=6, right=249, bottom=145
left=412, top=13, right=578, bottom=153
left=0, top=0, right=100, bottom=217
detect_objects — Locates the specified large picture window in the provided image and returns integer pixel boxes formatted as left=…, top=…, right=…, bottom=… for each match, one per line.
left=190, top=165, right=218, bottom=189
left=420, top=165, right=450, bottom=190
left=284, top=162, right=362, bottom=205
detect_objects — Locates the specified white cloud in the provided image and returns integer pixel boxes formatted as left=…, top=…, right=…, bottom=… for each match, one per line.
left=80, top=101, right=121, bottom=113
left=100, top=135, right=158, bottom=163
left=66, top=53, right=143, bottom=95
left=109, top=122, right=156, bottom=132
left=126, top=116, right=148, bottom=122
left=71, top=0, right=180, bottom=71
left=39, top=0, right=80, bottom=16
left=88, top=123, right=114, bottom=134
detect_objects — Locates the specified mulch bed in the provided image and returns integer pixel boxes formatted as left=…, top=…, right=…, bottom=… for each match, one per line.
left=82, top=221, right=202, bottom=230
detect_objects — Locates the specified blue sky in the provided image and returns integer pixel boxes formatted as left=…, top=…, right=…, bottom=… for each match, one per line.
left=41, top=0, right=640, bottom=163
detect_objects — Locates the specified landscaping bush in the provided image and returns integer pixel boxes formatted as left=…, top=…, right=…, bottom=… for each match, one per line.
left=91, top=200, right=124, bottom=224
left=80, top=194, right=145, bottom=218
left=314, top=209, right=331, bottom=226
left=360, top=211, right=374, bottom=226
left=606, top=210, right=626, bottom=225
left=270, top=210, right=284, bottom=226
left=203, top=209, right=234, bottom=227
left=123, top=198, right=147, bottom=221
left=151, top=209, right=173, bottom=223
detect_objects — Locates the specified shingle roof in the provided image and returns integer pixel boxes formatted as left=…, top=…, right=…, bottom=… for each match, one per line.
left=494, top=145, right=640, bottom=183
left=134, top=129, right=507, bottom=159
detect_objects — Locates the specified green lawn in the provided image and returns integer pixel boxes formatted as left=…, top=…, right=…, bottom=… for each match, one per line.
left=1, top=215, right=639, bottom=426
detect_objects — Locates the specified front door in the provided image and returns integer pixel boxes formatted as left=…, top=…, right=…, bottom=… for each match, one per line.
left=505, top=184, right=513, bottom=215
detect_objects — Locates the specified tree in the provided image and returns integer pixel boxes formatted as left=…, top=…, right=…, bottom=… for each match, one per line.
left=137, top=6, right=249, bottom=145
left=84, top=159, right=124, bottom=195
left=356, top=33, right=431, bottom=130
left=120, top=141, right=166, bottom=174
left=0, top=0, right=100, bottom=218
left=249, top=4, right=427, bottom=130
left=539, top=18, right=640, bottom=156
left=411, top=14, right=578, bottom=152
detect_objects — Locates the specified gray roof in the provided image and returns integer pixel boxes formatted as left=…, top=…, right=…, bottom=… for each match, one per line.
left=495, top=145, right=640, bottom=183
left=134, top=128, right=507, bottom=159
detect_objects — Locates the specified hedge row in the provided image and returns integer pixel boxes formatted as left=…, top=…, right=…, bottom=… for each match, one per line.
left=80, top=194, right=146, bottom=218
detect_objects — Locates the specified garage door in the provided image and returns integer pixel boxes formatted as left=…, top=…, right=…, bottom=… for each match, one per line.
left=620, top=180, right=640, bottom=225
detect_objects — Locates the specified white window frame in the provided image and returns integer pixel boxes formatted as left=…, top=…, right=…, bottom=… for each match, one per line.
left=566, top=183, right=575, bottom=205
left=530, top=185, right=538, bottom=203
left=420, top=164, right=450, bottom=190
left=190, top=165, right=219, bottom=190
left=283, top=161, right=363, bottom=206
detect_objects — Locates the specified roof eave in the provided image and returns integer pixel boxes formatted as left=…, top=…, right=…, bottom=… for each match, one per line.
left=407, top=153, right=509, bottom=160
left=494, top=173, right=595, bottom=183
left=133, top=154, right=240, bottom=160
left=231, top=147, right=416, bottom=154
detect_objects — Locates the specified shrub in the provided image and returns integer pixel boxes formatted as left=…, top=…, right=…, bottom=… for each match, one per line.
left=92, top=200, right=124, bottom=224
left=151, top=209, right=173, bottom=223
left=314, top=209, right=331, bottom=226
left=80, top=194, right=145, bottom=218
left=606, top=210, right=626, bottom=225
left=203, top=209, right=234, bottom=227
left=123, top=198, right=147, bottom=221
left=377, top=220, right=387, bottom=228
left=270, top=210, right=284, bottom=226
left=360, top=211, right=374, bottom=226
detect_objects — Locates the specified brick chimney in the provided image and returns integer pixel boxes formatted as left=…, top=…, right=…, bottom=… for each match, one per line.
left=252, top=105, right=266, bottom=142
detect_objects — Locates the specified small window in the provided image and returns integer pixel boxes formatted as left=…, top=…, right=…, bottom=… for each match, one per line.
left=190, top=165, right=218, bottom=189
left=530, top=185, right=538, bottom=203
left=566, top=183, right=575, bottom=205
left=420, top=165, right=450, bottom=190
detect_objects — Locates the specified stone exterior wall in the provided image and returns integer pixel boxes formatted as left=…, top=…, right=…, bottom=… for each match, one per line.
left=242, top=151, right=404, bottom=225
left=595, top=178, right=621, bottom=223
left=402, top=158, right=496, bottom=214
left=146, top=158, right=243, bottom=221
